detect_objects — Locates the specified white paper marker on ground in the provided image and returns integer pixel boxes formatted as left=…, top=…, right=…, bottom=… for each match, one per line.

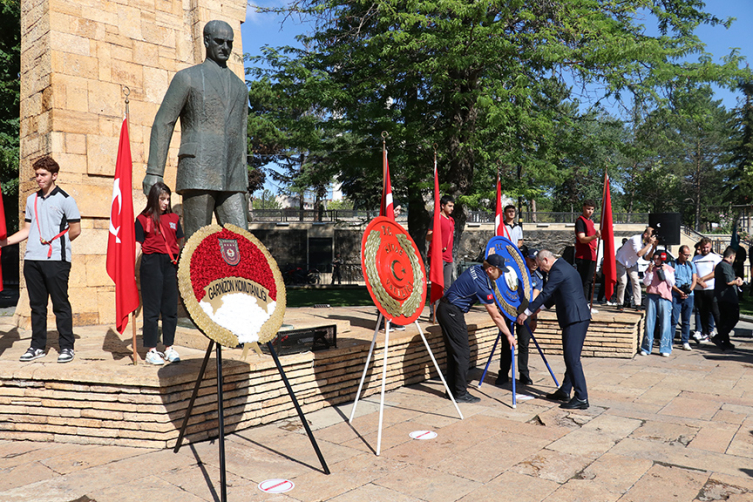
left=409, top=430, right=438, bottom=440
left=258, top=479, right=295, bottom=494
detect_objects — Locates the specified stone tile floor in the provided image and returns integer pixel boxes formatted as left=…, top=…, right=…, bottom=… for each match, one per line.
left=1, top=321, right=753, bottom=501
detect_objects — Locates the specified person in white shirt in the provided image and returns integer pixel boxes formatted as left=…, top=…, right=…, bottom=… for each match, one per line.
left=503, top=205, right=523, bottom=248
left=615, top=227, right=657, bottom=311
left=691, top=238, right=722, bottom=343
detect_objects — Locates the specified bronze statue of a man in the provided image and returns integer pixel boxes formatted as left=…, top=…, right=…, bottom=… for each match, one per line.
left=144, top=20, right=249, bottom=239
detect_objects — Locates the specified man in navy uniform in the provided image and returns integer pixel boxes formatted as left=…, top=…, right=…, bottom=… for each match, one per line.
left=437, top=254, right=516, bottom=403
left=516, top=249, right=592, bottom=409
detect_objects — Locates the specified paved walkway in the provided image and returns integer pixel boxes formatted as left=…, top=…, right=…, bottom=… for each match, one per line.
left=1, top=321, right=753, bottom=501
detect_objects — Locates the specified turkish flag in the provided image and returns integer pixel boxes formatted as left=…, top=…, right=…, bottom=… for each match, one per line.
left=106, top=117, right=139, bottom=334
left=430, top=158, right=444, bottom=303
left=0, top=182, right=6, bottom=292
left=380, top=148, right=395, bottom=220
left=601, top=173, right=617, bottom=300
left=494, top=175, right=509, bottom=239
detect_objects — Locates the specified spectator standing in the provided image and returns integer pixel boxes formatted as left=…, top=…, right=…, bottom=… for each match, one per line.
left=2, top=156, right=81, bottom=363
left=135, top=183, right=184, bottom=365
left=427, top=195, right=456, bottom=289
left=670, top=245, right=698, bottom=351
left=574, top=200, right=601, bottom=301
left=331, top=253, right=342, bottom=285
left=640, top=252, right=675, bottom=357
left=692, top=238, right=721, bottom=344
left=733, top=248, right=746, bottom=298
left=712, top=246, right=742, bottom=351
left=615, top=227, right=657, bottom=311
left=503, top=204, right=524, bottom=248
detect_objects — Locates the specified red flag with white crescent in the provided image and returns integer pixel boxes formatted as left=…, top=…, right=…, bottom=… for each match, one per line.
left=380, top=148, right=395, bottom=220
left=106, top=117, right=139, bottom=334
left=601, top=173, right=617, bottom=300
left=494, top=175, right=509, bottom=238
left=430, top=158, right=444, bottom=303
left=0, top=181, right=6, bottom=291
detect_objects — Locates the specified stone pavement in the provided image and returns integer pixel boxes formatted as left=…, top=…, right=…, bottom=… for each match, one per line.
left=1, top=321, right=753, bottom=502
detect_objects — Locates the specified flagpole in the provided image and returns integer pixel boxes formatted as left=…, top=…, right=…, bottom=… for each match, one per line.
left=123, top=87, right=139, bottom=366
left=589, top=170, right=608, bottom=310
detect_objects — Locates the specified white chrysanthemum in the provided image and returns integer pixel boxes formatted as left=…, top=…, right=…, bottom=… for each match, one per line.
left=200, top=293, right=277, bottom=344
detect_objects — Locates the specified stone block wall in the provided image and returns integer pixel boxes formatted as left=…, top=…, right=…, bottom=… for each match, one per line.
left=17, top=0, right=247, bottom=327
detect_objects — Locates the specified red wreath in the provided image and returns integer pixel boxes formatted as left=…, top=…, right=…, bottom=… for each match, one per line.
left=189, top=228, right=277, bottom=302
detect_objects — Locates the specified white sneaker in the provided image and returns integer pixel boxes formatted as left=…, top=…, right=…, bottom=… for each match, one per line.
left=661, top=353, right=670, bottom=358
left=682, top=343, right=692, bottom=351
left=145, top=350, right=165, bottom=365
left=590, top=308, right=599, bottom=314
left=19, top=347, right=46, bottom=362
left=692, top=331, right=702, bottom=341
left=164, top=347, right=180, bottom=363
left=639, top=351, right=649, bottom=356
left=606, top=301, right=618, bottom=306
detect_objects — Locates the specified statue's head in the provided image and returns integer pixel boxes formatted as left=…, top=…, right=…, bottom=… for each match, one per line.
left=203, top=20, right=234, bottom=67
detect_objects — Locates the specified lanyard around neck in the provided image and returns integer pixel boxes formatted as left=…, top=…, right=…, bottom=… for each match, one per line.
left=34, top=193, right=68, bottom=259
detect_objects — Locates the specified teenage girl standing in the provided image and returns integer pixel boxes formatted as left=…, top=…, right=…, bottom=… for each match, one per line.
left=136, top=182, right=184, bottom=365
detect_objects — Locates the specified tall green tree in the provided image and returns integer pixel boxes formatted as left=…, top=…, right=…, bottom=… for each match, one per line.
left=0, top=0, right=20, bottom=231
left=247, top=51, right=336, bottom=220
left=250, top=0, right=746, bottom=251
left=726, top=80, right=753, bottom=206
left=622, top=85, right=732, bottom=230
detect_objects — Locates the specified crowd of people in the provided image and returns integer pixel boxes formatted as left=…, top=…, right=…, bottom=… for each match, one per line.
left=431, top=198, right=745, bottom=409
left=6, top=169, right=744, bottom=414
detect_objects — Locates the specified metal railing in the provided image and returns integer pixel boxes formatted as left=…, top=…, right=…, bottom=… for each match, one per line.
left=250, top=209, right=648, bottom=225
left=250, top=209, right=408, bottom=223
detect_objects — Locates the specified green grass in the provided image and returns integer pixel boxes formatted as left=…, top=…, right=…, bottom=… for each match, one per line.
left=285, top=286, right=436, bottom=308
left=286, top=287, right=376, bottom=307
left=740, top=293, right=753, bottom=317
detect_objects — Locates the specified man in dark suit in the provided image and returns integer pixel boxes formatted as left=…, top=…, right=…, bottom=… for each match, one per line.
left=516, top=249, right=592, bottom=409
left=143, top=20, right=249, bottom=239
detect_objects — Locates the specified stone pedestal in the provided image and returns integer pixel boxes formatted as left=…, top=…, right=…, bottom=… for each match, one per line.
left=17, top=0, right=247, bottom=328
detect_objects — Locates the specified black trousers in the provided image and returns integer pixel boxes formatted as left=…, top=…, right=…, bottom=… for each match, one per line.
left=696, top=290, right=720, bottom=335
left=500, top=323, right=530, bottom=380
left=575, top=258, right=596, bottom=300
left=437, top=301, right=471, bottom=397
left=716, top=301, right=739, bottom=345
left=140, top=253, right=178, bottom=348
left=24, top=260, right=74, bottom=351
left=559, top=319, right=589, bottom=401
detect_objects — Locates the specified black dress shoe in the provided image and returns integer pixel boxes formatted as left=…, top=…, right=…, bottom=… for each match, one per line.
left=455, top=393, right=481, bottom=404
left=517, top=376, right=533, bottom=385
left=560, top=397, right=589, bottom=410
left=494, top=376, right=509, bottom=386
left=711, top=335, right=725, bottom=350
left=545, top=389, right=570, bottom=402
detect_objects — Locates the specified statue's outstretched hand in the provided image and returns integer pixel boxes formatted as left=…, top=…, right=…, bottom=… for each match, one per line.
left=143, top=174, right=163, bottom=196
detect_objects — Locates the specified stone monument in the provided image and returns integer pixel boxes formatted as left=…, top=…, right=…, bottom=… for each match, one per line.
left=17, top=0, right=247, bottom=327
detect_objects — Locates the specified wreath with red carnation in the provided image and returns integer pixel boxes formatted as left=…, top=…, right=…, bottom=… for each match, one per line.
left=178, top=224, right=286, bottom=348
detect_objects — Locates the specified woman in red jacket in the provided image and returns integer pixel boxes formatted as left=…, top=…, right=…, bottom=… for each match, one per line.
left=135, top=182, right=184, bottom=365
